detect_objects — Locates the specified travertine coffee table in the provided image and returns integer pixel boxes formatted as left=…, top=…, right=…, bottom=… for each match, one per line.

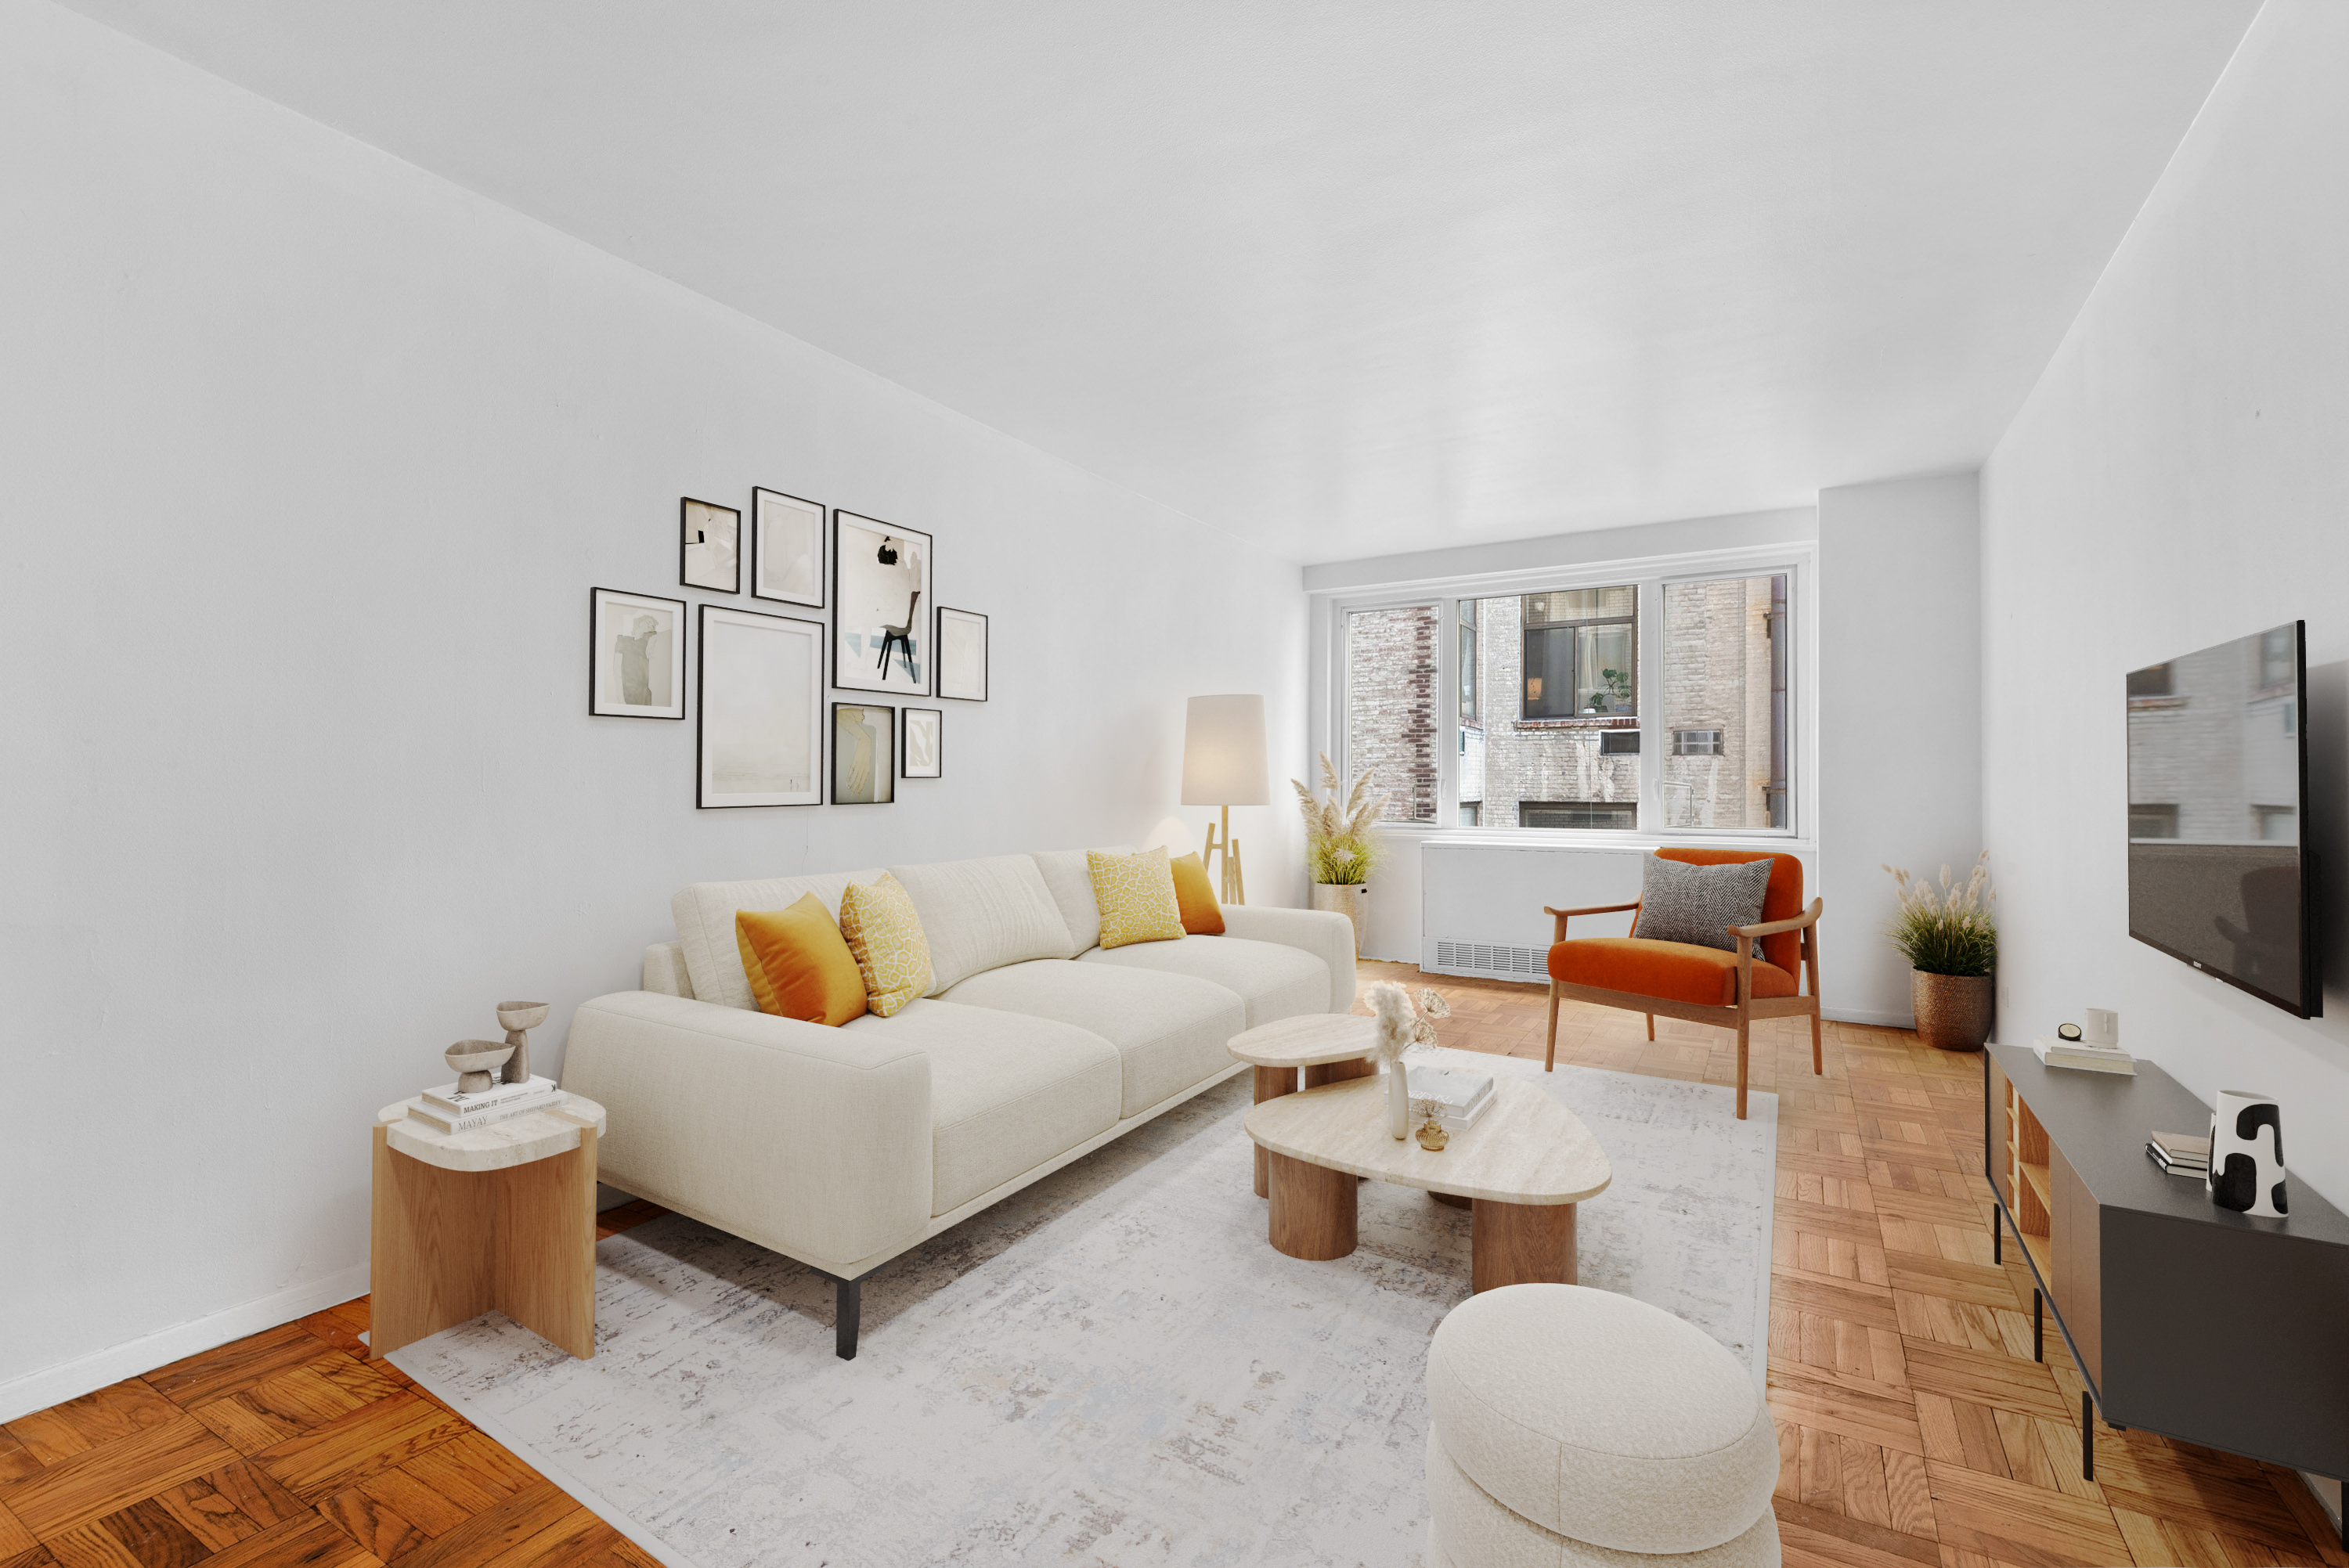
left=1245, top=1074, right=1611, bottom=1292
left=1227, top=1014, right=1380, bottom=1196
left=370, top=1093, right=606, bottom=1361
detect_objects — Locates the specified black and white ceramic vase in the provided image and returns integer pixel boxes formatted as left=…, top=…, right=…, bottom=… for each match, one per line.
left=2207, top=1089, right=2287, bottom=1217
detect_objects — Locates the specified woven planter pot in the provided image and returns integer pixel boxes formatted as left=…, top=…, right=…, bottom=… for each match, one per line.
left=1912, top=971, right=1994, bottom=1051
left=1311, top=882, right=1368, bottom=959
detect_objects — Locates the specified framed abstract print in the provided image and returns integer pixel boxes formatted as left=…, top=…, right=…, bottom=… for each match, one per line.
left=903, top=707, right=941, bottom=779
left=697, top=605, right=823, bottom=808
left=832, top=703, right=896, bottom=804
left=752, top=487, right=824, bottom=607
left=680, top=496, right=742, bottom=593
left=936, top=606, right=989, bottom=701
left=832, top=510, right=932, bottom=697
left=590, top=588, right=685, bottom=719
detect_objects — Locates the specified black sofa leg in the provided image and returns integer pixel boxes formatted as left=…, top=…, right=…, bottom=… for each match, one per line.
left=2081, top=1390, right=2094, bottom=1481
left=835, top=1276, right=861, bottom=1360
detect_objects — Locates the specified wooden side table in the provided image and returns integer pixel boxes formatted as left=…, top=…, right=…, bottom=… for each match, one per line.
left=369, top=1094, right=606, bottom=1361
left=1226, top=1014, right=1380, bottom=1197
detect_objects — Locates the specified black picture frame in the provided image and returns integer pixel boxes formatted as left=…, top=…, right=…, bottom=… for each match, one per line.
left=935, top=606, right=989, bottom=701
left=697, top=604, right=824, bottom=809
left=588, top=586, right=687, bottom=719
left=832, top=702, right=897, bottom=804
left=831, top=510, right=933, bottom=697
left=903, top=707, right=942, bottom=779
left=680, top=496, right=742, bottom=594
left=750, top=487, right=825, bottom=608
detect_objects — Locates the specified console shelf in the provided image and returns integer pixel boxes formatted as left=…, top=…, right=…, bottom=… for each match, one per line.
left=1986, top=1042, right=2349, bottom=1512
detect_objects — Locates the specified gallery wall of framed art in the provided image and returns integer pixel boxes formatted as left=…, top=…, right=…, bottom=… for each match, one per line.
left=590, top=588, right=687, bottom=719
left=698, top=605, right=824, bottom=808
left=832, top=511, right=932, bottom=698
left=832, top=702, right=895, bottom=804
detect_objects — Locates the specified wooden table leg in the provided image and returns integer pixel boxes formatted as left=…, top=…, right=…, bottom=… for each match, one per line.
left=492, top=1126, right=598, bottom=1359
left=1253, top=1065, right=1297, bottom=1198
left=1470, top=1199, right=1575, bottom=1292
left=1302, top=1055, right=1376, bottom=1088
left=1431, top=1191, right=1472, bottom=1210
left=1268, top=1151, right=1359, bottom=1260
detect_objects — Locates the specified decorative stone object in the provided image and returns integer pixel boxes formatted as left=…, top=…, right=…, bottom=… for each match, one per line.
left=446, top=1040, right=514, bottom=1095
left=2208, top=1089, right=2287, bottom=1217
left=1911, top=970, right=1993, bottom=1051
left=497, top=1000, right=551, bottom=1084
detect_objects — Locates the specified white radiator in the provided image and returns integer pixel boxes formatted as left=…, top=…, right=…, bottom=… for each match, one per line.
left=1420, top=842, right=1646, bottom=982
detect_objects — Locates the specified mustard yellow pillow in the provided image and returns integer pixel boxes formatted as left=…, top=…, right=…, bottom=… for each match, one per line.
left=838, top=872, right=933, bottom=1017
left=1088, top=847, right=1186, bottom=949
left=1168, top=851, right=1225, bottom=935
left=736, top=895, right=868, bottom=1026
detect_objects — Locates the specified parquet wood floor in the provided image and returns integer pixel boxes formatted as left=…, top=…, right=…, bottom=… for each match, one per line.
left=1361, top=959, right=2344, bottom=1568
left=9, top=980, right=2336, bottom=1566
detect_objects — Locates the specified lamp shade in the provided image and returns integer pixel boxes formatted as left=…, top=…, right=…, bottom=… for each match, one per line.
left=1181, top=694, right=1269, bottom=806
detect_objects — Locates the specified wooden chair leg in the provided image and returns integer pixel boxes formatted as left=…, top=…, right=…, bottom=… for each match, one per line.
left=1544, top=984, right=1561, bottom=1072
left=1734, top=1015, right=1750, bottom=1120
left=1810, top=1007, right=1823, bottom=1076
left=1645, top=1013, right=1654, bottom=1042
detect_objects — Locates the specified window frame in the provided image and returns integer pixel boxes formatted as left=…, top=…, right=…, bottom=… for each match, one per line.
left=1316, top=541, right=1816, bottom=849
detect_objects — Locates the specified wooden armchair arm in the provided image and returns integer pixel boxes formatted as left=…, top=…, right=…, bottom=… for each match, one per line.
left=1730, top=898, right=1824, bottom=940
left=1543, top=900, right=1640, bottom=943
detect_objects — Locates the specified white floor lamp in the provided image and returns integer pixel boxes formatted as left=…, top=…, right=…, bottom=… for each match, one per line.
left=1182, top=694, right=1268, bottom=905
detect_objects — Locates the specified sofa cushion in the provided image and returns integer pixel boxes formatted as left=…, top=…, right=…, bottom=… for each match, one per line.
left=673, top=870, right=886, bottom=1011
left=1088, top=847, right=1187, bottom=949
left=1170, top=852, right=1226, bottom=935
left=1029, top=846, right=1131, bottom=954
left=942, top=960, right=1245, bottom=1118
left=1547, top=938, right=1797, bottom=1007
left=844, top=999, right=1120, bottom=1217
left=889, top=855, right=1077, bottom=993
left=1078, top=935, right=1326, bottom=1029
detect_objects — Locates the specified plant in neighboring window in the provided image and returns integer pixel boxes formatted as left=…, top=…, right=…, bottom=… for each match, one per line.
left=1290, top=752, right=1388, bottom=885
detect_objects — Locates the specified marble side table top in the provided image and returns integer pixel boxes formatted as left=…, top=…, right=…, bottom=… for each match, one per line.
left=1246, top=1074, right=1611, bottom=1206
left=377, top=1093, right=606, bottom=1174
left=1226, top=1012, right=1378, bottom=1069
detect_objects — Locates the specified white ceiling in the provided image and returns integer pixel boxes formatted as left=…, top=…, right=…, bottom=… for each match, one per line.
left=60, top=1, right=2256, bottom=563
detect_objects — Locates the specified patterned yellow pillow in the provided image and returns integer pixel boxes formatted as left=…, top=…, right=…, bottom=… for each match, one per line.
left=1087, top=847, right=1186, bottom=950
left=837, top=873, right=933, bottom=1018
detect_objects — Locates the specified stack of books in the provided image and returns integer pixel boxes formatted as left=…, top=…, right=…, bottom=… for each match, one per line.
left=2147, top=1130, right=2210, bottom=1178
left=408, top=1074, right=561, bottom=1134
left=1405, top=1063, right=1496, bottom=1132
left=2032, top=1036, right=2136, bottom=1076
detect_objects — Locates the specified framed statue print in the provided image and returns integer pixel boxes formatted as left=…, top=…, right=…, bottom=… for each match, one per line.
left=589, top=588, right=685, bottom=719
left=832, top=703, right=896, bottom=804
left=832, top=510, right=932, bottom=697
left=936, top=606, right=989, bottom=701
left=752, top=487, right=824, bottom=607
left=697, top=605, right=823, bottom=808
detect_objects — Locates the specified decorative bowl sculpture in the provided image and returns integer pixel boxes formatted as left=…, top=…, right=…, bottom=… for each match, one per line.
left=446, top=1040, right=514, bottom=1095
left=496, top=1000, right=551, bottom=1083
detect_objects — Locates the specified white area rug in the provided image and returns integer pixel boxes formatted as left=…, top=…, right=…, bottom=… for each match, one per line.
left=394, top=1051, right=1775, bottom=1568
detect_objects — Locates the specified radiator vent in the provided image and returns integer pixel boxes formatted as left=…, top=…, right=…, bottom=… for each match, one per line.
left=1431, top=940, right=1550, bottom=981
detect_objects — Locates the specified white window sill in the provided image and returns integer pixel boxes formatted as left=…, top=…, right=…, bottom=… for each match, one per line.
left=1373, top=824, right=1818, bottom=854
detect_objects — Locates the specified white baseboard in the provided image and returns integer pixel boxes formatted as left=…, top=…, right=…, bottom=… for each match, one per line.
left=0, top=1263, right=370, bottom=1425
left=1823, top=1006, right=1915, bottom=1028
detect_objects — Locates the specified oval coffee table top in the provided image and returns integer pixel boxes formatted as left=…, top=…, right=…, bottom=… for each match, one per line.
left=1227, top=1012, right=1378, bottom=1069
left=1245, top=1073, right=1611, bottom=1206
left=377, top=1094, right=606, bottom=1173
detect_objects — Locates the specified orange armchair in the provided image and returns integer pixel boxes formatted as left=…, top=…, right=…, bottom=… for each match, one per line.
left=1543, top=848, right=1823, bottom=1119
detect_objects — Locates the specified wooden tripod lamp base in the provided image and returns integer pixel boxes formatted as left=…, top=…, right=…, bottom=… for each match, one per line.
left=1200, top=805, right=1247, bottom=905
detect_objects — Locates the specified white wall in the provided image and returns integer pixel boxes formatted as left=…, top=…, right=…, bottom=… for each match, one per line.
left=1817, top=474, right=1984, bottom=1026
left=1982, top=0, right=2349, bottom=1207
left=0, top=1, right=1304, bottom=1410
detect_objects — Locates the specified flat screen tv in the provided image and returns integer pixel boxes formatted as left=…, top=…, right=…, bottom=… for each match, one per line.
left=2127, top=621, right=2320, bottom=1018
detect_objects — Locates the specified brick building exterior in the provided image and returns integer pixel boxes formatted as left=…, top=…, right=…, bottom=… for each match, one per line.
left=1345, top=606, right=1439, bottom=823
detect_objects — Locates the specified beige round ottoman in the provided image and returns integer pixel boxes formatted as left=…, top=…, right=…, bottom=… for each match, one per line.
left=1426, top=1285, right=1780, bottom=1567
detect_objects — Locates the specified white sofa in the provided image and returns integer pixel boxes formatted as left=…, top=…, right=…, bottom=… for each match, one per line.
left=563, top=849, right=1357, bottom=1357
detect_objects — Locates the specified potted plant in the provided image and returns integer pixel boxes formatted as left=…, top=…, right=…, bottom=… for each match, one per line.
left=1291, top=754, right=1386, bottom=957
left=1882, top=852, right=1997, bottom=1051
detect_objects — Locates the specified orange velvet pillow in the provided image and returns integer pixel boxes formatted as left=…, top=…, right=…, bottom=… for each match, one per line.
left=735, top=894, right=869, bottom=1026
left=1169, top=852, right=1226, bottom=935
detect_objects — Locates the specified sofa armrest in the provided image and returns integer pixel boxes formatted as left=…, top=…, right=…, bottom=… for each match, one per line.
left=561, top=991, right=932, bottom=1271
left=1221, top=904, right=1359, bottom=1014
left=642, top=942, right=694, bottom=998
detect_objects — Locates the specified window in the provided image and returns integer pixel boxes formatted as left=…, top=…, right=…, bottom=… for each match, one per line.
left=1599, top=730, right=1640, bottom=755
left=2130, top=803, right=2179, bottom=840
left=2259, top=628, right=2295, bottom=692
left=1458, top=599, right=1479, bottom=723
left=2253, top=804, right=2298, bottom=843
left=1521, top=801, right=1638, bottom=830
left=1521, top=586, right=1636, bottom=719
left=1345, top=606, right=1437, bottom=823
left=1661, top=574, right=1788, bottom=830
left=1459, top=802, right=1481, bottom=827
left=2127, top=663, right=2174, bottom=701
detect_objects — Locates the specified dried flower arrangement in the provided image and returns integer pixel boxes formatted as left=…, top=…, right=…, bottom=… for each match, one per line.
left=1291, top=753, right=1387, bottom=885
left=1366, top=981, right=1451, bottom=1137
left=1882, top=852, right=1997, bottom=977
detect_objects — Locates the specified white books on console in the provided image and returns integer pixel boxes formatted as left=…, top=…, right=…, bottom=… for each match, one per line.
left=420, top=1074, right=558, bottom=1116
left=2031, top=1038, right=2136, bottom=1076
left=1405, top=1064, right=1496, bottom=1131
left=408, top=1086, right=561, bottom=1134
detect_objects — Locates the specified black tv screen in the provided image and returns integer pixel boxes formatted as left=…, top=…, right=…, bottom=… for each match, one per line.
left=2127, top=621, right=2319, bottom=1018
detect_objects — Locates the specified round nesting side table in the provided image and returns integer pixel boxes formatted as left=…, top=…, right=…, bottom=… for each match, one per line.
left=369, top=1093, right=606, bottom=1361
left=1226, top=1014, right=1380, bottom=1197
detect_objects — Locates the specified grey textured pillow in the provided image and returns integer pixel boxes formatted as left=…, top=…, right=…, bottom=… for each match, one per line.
left=1632, top=856, right=1773, bottom=953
